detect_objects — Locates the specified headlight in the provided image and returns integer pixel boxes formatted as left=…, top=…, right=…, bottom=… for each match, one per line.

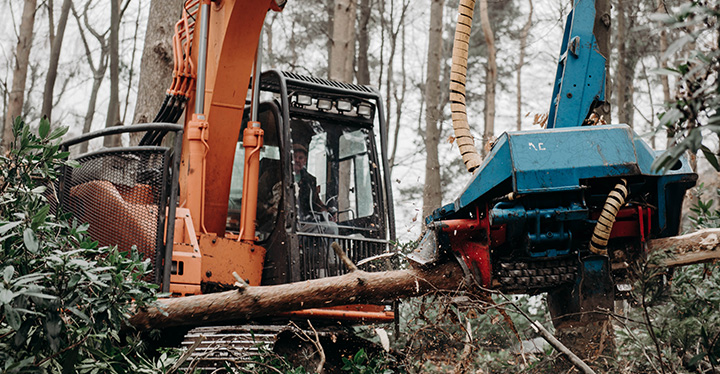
left=357, top=103, right=372, bottom=117
left=336, top=99, right=352, bottom=112
left=295, top=94, right=312, bottom=106
left=317, top=98, right=333, bottom=110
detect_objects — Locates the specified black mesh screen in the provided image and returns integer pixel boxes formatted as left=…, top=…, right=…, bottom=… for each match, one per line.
left=297, top=234, right=388, bottom=280
left=53, top=148, right=170, bottom=282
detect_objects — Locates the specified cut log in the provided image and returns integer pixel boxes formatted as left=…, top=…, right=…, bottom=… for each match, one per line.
left=129, top=262, right=465, bottom=331
left=129, top=229, right=720, bottom=331
left=648, top=228, right=720, bottom=267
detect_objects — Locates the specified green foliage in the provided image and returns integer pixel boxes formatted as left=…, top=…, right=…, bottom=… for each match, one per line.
left=0, top=117, right=167, bottom=373
left=614, top=186, right=720, bottom=373
left=652, top=2, right=720, bottom=172
left=688, top=183, right=720, bottom=229
left=341, top=348, right=395, bottom=374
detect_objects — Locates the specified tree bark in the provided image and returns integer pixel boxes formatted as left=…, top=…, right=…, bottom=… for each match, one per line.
left=128, top=228, right=720, bottom=331
left=40, top=0, right=72, bottom=123
left=423, top=0, right=444, bottom=218
left=2, top=0, right=38, bottom=151
left=130, top=0, right=183, bottom=145
left=329, top=0, right=356, bottom=82
left=479, top=0, right=496, bottom=157
left=516, top=0, right=532, bottom=132
left=104, top=0, right=121, bottom=148
left=130, top=262, right=465, bottom=330
left=355, top=0, right=371, bottom=85
left=615, top=0, right=629, bottom=126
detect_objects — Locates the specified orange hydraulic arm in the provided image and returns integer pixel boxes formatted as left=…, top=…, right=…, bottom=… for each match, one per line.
left=175, top=0, right=283, bottom=236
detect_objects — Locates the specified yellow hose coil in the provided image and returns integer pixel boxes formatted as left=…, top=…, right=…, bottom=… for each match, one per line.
left=589, top=179, right=628, bottom=256
left=450, top=0, right=483, bottom=173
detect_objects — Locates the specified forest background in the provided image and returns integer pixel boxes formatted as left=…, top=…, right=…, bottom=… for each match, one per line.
left=1, top=0, right=709, bottom=240
left=1, top=0, right=719, bottom=373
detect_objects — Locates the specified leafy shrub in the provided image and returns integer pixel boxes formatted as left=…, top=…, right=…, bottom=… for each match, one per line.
left=0, top=117, right=166, bottom=373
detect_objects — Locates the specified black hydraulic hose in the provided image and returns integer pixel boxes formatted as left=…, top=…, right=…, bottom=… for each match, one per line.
left=589, top=179, right=628, bottom=256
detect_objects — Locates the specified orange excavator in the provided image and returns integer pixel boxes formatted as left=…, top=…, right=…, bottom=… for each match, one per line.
left=54, top=0, right=397, bottom=363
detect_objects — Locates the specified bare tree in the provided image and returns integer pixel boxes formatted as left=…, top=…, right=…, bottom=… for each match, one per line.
left=104, top=0, right=121, bottom=147
left=130, top=0, right=183, bottom=145
left=3, top=0, right=38, bottom=151
left=40, top=0, right=72, bottom=123
left=516, top=0, right=532, bottom=131
left=73, top=1, right=108, bottom=153
left=356, top=0, right=372, bottom=85
left=329, top=0, right=356, bottom=82
left=478, top=0, right=496, bottom=156
left=423, top=0, right=444, bottom=218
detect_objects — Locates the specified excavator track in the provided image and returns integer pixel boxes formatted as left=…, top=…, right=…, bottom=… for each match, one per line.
left=496, top=257, right=579, bottom=293
left=179, top=323, right=375, bottom=372
left=180, top=325, right=285, bottom=371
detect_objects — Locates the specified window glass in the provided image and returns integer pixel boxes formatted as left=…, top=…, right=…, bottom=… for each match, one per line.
left=291, top=118, right=379, bottom=237
left=226, top=105, right=281, bottom=241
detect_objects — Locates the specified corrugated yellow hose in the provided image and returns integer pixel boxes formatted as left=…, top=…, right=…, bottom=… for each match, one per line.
left=589, top=179, right=628, bottom=256
left=450, top=0, right=483, bottom=173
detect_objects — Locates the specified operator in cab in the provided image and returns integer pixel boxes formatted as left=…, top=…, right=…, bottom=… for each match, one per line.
left=292, top=143, right=328, bottom=219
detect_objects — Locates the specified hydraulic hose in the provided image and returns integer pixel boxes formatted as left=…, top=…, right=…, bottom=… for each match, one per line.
left=450, top=0, right=483, bottom=173
left=589, top=179, right=628, bottom=256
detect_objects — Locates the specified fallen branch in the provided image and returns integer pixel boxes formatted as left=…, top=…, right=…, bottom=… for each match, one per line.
left=531, top=321, right=597, bottom=374
left=129, top=262, right=464, bottom=331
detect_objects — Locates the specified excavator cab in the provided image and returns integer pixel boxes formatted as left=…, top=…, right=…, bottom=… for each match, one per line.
left=225, top=70, right=396, bottom=287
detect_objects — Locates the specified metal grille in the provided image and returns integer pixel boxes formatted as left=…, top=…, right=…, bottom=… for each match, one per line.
left=54, top=148, right=169, bottom=281
left=282, top=71, right=375, bottom=93
left=298, top=234, right=389, bottom=280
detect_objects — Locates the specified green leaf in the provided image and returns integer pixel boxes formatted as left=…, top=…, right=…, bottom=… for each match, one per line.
left=0, top=221, right=22, bottom=236
left=23, top=228, right=39, bottom=254
left=31, top=205, right=50, bottom=229
left=4, top=304, right=21, bottom=330
left=689, top=352, right=707, bottom=367
left=3, top=266, right=14, bottom=283
left=38, top=118, right=50, bottom=138
left=0, top=289, right=15, bottom=304
left=20, top=291, right=57, bottom=300
left=701, top=145, right=720, bottom=171
left=49, top=126, right=68, bottom=140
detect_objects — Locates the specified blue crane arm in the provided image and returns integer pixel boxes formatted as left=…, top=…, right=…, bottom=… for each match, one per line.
left=547, top=0, right=610, bottom=128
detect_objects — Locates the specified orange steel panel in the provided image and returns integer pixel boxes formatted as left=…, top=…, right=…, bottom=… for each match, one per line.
left=169, top=283, right=201, bottom=297
left=169, top=207, right=203, bottom=290
left=199, top=234, right=266, bottom=287
left=180, top=0, right=275, bottom=236
left=287, top=308, right=395, bottom=323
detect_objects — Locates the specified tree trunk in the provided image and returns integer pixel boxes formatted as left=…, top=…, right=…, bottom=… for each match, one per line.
left=656, top=0, right=672, bottom=148
left=479, top=0, right=496, bottom=157
left=2, top=0, right=37, bottom=151
left=79, top=73, right=105, bottom=153
left=104, top=0, right=121, bottom=148
left=615, top=0, right=631, bottom=127
left=130, top=0, right=183, bottom=145
left=355, top=0, right=371, bottom=85
left=329, top=0, right=356, bottom=82
left=130, top=262, right=465, bottom=330
left=40, top=0, right=72, bottom=123
left=128, top=228, right=720, bottom=331
left=423, top=0, right=444, bottom=218
left=516, top=0, right=532, bottom=132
